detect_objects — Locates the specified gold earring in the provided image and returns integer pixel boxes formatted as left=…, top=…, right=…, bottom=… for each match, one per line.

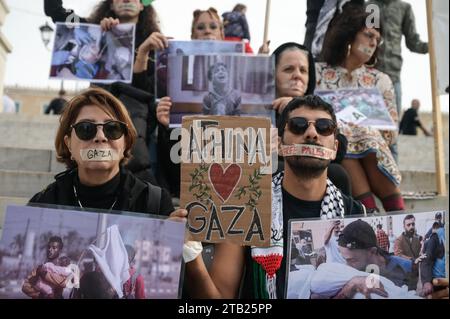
left=347, top=44, right=352, bottom=57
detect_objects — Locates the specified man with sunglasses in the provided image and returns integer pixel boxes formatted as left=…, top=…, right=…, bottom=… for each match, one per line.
left=253, top=95, right=367, bottom=298
left=184, top=96, right=366, bottom=299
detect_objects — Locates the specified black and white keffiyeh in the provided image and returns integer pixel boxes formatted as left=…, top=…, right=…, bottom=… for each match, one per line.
left=311, top=0, right=352, bottom=57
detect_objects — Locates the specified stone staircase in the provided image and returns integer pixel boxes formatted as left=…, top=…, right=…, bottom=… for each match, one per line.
left=0, top=114, right=63, bottom=233
left=0, top=114, right=449, bottom=234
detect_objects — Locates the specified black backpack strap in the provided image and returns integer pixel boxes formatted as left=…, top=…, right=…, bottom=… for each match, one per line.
left=146, top=182, right=161, bottom=214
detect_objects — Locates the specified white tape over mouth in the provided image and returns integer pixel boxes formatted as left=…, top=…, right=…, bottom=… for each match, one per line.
left=281, top=144, right=336, bottom=160
left=80, top=149, right=120, bottom=161
left=358, top=44, right=376, bottom=57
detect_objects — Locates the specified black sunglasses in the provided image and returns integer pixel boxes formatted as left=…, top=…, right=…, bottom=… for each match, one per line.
left=288, top=117, right=337, bottom=136
left=71, top=121, right=127, bottom=141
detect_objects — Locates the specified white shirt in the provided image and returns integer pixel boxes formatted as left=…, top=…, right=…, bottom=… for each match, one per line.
left=324, top=234, right=346, bottom=264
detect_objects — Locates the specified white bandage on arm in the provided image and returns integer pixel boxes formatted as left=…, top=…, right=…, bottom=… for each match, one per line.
left=183, top=241, right=203, bottom=263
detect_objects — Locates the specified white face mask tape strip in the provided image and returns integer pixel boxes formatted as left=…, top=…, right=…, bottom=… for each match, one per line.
left=358, top=44, right=375, bottom=57
left=281, top=144, right=336, bottom=160
left=80, top=149, right=120, bottom=161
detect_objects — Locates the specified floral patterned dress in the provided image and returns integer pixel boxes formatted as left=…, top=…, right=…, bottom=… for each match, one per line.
left=315, top=63, right=401, bottom=186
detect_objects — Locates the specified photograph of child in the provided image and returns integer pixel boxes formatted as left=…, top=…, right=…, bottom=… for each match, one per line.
left=286, top=211, right=447, bottom=299
left=31, top=256, right=73, bottom=299
left=0, top=205, right=185, bottom=299
left=203, top=62, right=242, bottom=115
left=155, top=40, right=244, bottom=98
left=167, top=54, right=275, bottom=127
left=50, top=23, right=135, bottom=83
left=21, top=236, right=74, bottom=299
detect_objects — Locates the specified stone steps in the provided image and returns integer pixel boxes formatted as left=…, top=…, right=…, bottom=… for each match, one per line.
left=0, top=169, right=54, bottom=199
left=403, top=195, right=449, bottom=212
left=0, top=113, right=59, bottom=149
left=0, top=147, right=65, bottom=172
left=401, top=170, right=449, bottom=193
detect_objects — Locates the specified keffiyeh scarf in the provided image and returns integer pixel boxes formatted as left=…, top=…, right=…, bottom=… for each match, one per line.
left=250, top=172, right=345, bottom=299
left=311, top=0, right=352, bottom=57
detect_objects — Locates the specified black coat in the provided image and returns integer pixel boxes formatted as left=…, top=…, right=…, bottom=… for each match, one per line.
left=29, top=168, right=174, bottom=216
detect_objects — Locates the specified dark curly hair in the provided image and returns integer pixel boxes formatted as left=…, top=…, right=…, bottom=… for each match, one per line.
left=89, top=0, right=160, bottom=44
left=320, top=5, right=383, bottom=67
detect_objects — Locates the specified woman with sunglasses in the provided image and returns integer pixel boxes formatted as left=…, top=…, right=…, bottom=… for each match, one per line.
left=272, top=42, right=352, bottom=196
left=45, top=0, right=171, bottom=189
left=316, top=6, right=403, bottom=213
left=29, top=88, right=181, bottom=218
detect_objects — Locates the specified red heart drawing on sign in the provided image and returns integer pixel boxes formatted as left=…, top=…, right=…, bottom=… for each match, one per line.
left=208, top=164, right=242, bottom=203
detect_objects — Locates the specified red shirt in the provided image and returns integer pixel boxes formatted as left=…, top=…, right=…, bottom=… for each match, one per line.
left=123, top=267, right=146, bottom=299
left=376, top=229, right=390, bottom=252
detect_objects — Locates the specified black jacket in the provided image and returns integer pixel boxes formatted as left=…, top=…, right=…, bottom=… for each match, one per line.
left=420, top=232, right=444, bottom=284
left=29, top=168, right=174, bottom=216
left=106, top=82, right=159, bottom=186
left=399, top=108, right=420, bottom=135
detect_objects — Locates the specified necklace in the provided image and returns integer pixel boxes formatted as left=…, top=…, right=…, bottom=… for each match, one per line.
left=73, top=184, right=118, bottom=211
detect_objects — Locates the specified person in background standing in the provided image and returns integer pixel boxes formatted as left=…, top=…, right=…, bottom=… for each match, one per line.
left=399, top=99, right=432, bottom=137
left=376, top=224, right=390, bottom=252
left=45, top=90, right=68, bottom=115
left=366, top=0, right=428, bottom=123
left=222, top=4, right=253, bottom=53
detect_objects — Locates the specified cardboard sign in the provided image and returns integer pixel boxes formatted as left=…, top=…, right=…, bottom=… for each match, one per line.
left=0, top=205, right=185, bottom=299
left=167, top=54, right=276, bottom=127
left=50, top=23, right=135, bottom=83
left=285, top=210, right=447, bottom=299
left=180, top=116, right=273, bottom=247
left=316, top=88, right=397, bottom=131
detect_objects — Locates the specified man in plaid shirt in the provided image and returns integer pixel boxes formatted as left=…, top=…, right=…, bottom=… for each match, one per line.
left=376, top=224, right=390, bottom=252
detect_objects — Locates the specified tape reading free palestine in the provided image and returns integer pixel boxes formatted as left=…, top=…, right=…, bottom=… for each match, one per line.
left=281, top=144, right=336, bottom=160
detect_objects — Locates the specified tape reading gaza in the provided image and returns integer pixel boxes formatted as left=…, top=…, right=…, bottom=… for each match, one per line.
left=80, top=149, right=120, bottom=161
left=281, top=144, right=336, bottom=160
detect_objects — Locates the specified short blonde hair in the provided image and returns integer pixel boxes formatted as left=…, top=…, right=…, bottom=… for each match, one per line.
left=191, top=7, right=224, bottom=40
left=55, top=87, right=137, bottom=169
